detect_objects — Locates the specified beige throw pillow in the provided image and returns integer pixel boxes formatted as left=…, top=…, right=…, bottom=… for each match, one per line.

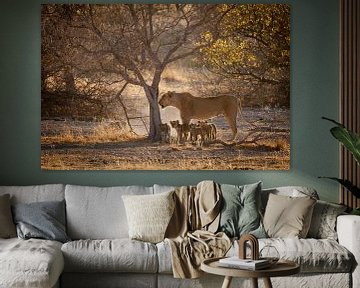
left=0, top=194, right=17, bottom=238
left=122, top=191, right=175, bottom=243
left=263, top=193, right=316, bottom=238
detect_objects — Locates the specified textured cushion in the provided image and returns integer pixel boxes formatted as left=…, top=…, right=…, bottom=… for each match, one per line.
left=61, top=239, right=158, bottom=273
left=122, top=191, right=175, bottom=243
left=308, top=200, right=347, bottom=240
left=255, top=238, right=352, bottom=273
left=158, top=237, right=353, bottom=274
left=263, top=193, right=316, bottom=238
left=0, top=194, right=16, bottom=238
left=12, top=200, right=70, bottom=243
left=0, top=184, right=65, bottom=204
left=218, top=182, right=266, bottom=238
left=65, top=185, right=153, bottom=239
left=0, top=238, right=64, bottom=288
left=156, top=240, right=173, bottom=274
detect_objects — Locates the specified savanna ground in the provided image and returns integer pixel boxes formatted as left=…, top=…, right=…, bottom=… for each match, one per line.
left=41, top=106, right=290, bottom=170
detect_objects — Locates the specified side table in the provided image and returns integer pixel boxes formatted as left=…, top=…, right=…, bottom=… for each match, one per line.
left=201, top=257, right=300, bottom=288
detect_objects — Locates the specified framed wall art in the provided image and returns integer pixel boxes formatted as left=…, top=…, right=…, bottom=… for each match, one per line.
left=41, top=4, right=290, bottom=170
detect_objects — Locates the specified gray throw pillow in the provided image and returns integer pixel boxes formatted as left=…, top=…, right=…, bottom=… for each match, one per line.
left=218, top=182, right=266, bottom=238
left=0, top=194, right=16, bottom=238
left=307, top=200, right=347, bottom=240
left=12, top=200, right=70, bottom=243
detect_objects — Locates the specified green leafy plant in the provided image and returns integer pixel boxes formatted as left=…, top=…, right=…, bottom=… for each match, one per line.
left=352, top=208, right=360, bottom=215
left=320, top=117, right=360, bottom=200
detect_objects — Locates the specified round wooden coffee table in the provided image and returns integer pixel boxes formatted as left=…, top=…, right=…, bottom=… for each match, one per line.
left=201, top=257, right=300, bottom=288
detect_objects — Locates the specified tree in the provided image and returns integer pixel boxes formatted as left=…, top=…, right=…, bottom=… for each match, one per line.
left=198, top=4, right=290, bottom=106
left=42, top=4, right=109, bottom=120
left=41, top=4, right=221, bottom=140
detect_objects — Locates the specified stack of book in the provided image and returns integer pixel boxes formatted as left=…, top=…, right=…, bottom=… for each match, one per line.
left=218, top=257, right=271, bottom=270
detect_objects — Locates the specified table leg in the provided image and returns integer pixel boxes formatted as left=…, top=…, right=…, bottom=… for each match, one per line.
left=263, top=277, right=273, bottom=288
left=221, top=276, right=233, bottom=288
left=251, top=278, right=258, bottom=288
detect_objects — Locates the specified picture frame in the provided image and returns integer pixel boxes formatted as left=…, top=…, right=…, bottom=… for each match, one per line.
left=41, top=4, right=290, bottom=170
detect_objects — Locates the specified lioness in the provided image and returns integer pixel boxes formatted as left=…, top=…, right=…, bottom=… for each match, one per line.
left=159, top=91, right=240, bottom=139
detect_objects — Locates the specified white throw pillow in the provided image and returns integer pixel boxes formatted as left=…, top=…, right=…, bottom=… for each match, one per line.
left=122, top=191, right=175, bottom=243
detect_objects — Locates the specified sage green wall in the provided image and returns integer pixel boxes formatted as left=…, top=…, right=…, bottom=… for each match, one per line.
left=0, top=0, right=340, bottom=202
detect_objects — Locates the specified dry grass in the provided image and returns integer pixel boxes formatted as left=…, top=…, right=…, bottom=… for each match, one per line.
left=159, top=61, right=214, bottom=95
left=92, top=123, right=137, bottom=142
left=161, top=65, right=190, bottom=84
left=41, top=140, right=290, bottom=170
left=41, top=153, right=67, bottom=170
left=255, top=138, right=290, bottom=152
left=41, top=122, right=140, bottom=145
left=41, top=151, right=290, bottom=170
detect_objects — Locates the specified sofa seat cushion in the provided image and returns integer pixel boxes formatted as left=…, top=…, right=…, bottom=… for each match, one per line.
left=62, top=239, right=158, bottom=273
left=260, top=238, right=353, bottom=272
left=0, top=238, right=64, bottom=288
left=230, top=238, right=353, bottom=273
left=157, top=238, right=354, bottom=274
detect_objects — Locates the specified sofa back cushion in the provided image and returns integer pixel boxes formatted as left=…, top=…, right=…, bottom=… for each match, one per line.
left=261, top=186, right=319, bottom=212
left=0, top=184, right=65, bottom=204
left=263, top=193, right=316, bottom=238
left=0, top=194, right=17, bottom=238
left=153, top=184, right=177, bottom=194
left=307, top=200, right=347, bottom=240
left=65, top=185, right=153, bottom=239
left=218, top=182, right=266, bottom=238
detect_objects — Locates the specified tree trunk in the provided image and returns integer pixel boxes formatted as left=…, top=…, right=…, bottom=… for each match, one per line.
left=144, top=85, right=162, bottom=141
left=64, top=66, right=76, bottom=93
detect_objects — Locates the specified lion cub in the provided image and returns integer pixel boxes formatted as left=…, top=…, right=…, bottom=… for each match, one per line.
left=189, top=123, right=205, bottom=146
left=170, top=120, right=190, bottom=144
left=197, top=121, right=217, bottom=142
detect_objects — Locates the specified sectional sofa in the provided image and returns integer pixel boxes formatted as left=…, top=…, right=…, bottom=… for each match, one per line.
left=0, top=183, right=359, bottom=288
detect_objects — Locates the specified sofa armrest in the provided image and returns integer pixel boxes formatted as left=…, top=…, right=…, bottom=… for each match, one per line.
left=337, top=215, right=360, bottom=288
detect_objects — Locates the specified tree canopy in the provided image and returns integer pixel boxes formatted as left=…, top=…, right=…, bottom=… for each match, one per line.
left=198, top=4, right=290, bottom=106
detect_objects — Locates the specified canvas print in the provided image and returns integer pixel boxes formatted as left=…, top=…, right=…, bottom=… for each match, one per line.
left=41, top=4, right=290, bottom=170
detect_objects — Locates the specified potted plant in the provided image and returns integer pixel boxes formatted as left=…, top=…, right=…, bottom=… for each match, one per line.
left=321, top=117, right=360, bottom=215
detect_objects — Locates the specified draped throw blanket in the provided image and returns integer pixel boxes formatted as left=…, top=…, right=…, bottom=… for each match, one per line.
left=165, top=181, right=231, bottom=279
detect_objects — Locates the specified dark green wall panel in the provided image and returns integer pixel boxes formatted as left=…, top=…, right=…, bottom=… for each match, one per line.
left=0, top=0, right=340, bottom=202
